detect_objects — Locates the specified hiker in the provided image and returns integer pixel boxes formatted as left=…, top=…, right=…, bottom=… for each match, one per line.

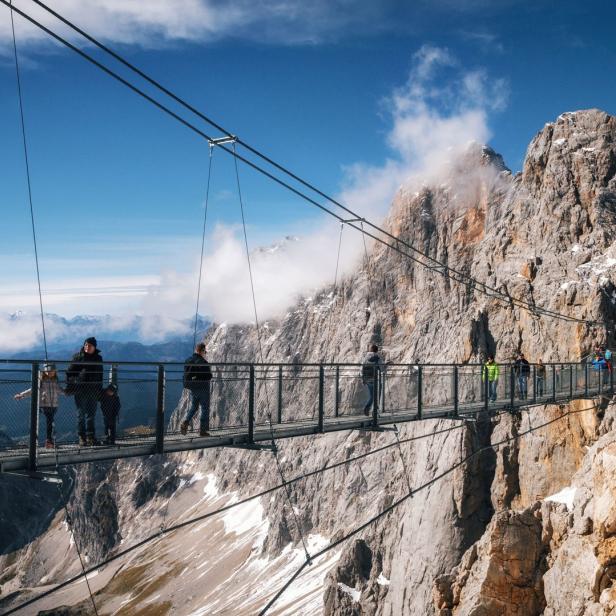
left=482, top=355, right=499, bottom=402
left=14, top=362, right=63, bottom=448
left=100, top=383, right=121, bottom=445
left=65, top=337, right=104, bottom=446
left=536, top=359, right=546, bottom=397
left=180, top=342, right=213, bottom=437
left=362, top=344, right=383, bottom=415
left=514, top=353, right=530, bottom=400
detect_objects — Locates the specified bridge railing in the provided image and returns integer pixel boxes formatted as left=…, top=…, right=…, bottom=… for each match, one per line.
left=0, top=359, right=611, bottom=470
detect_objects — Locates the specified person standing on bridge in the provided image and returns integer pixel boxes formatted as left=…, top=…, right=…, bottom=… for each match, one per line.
left=180, top=342, right=213, bottom=437
left=14, top=362, right=64, bottom=449
left=514, top=353, right=530, bottom=400
left=65, top=337, right=104, bottom=446
left=536, top=359, right=546, bottom=397
left=483, top=355, right=499, bottom=402
left=362, top=344, right=383, bottom=416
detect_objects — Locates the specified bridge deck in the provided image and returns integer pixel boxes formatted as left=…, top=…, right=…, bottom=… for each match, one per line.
left=0, top=389, right=602, bottom=473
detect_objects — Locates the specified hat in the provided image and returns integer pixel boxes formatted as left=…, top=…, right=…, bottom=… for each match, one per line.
left=84, top=337, right=97, bottom=348
left=43, top=362, right=56, bottom=372
left=106, top=383, right=118, bottom=392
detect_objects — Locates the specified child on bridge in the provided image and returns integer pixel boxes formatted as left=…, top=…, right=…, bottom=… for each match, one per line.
left=14, top=362, right=64, bottom=449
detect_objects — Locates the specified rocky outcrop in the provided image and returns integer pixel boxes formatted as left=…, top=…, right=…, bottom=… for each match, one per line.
left=435, top=403, right=616, bottom=616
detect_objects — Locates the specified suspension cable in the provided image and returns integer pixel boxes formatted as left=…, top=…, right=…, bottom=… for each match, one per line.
left=324, top=222, right=344, bottom=360
left=193, top=145, right=214, bottom=347
left=50, top=425, right=99, bottom=615
left=258, top=401, right=600, bottom=614
left=9, top=0, right=48, bottom=360
left=2, top=1, right=611, bottom=332
left=232, top=144, right=311, bottom=561
left=393, top=424, right=413, bottom=495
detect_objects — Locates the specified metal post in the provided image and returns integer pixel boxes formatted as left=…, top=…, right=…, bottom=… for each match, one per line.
left=28, top=362, right=39, bottom=472
left=532, top=365, right=537, bottom=404
left=453, top=366, right=459, bottom=418
left=484, top=364, right=489, bottom=416
left=585, top=362, right=589, bottom=396
left=277, top=365, right=283, bottom=424
left=110, top=363, right=118, bottom=387
left=510, top=364, right=515, bottom=411
left=417, top=365, right=422, bottom=420
left=569, top=364, right=573, bottom=399
left=381, top=367, right=386, bottom=415
left=334, top=365, right=340, bottom=418
left=248, top=366, right=255, bottom=443
left=552, top=365, right=557, bottom=401
left=318, top=366, right=325, bottom=433
left=372, top=366, right=379, bottom=428
left=155, top=365, right=165, bottom=454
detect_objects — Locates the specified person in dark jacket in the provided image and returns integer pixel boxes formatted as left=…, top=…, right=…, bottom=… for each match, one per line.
left=362, top=344, right=383, bottom=416
left=66, top=337, right=103, bottom=446
left=180, top=343, right=213, bottom=437
left=514, top=353, right=530, bottom=400
left=100, top=383, right=121, bottom=445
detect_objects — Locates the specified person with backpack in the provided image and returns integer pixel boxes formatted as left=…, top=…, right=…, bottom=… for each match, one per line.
left=100, top=383, right=121, bottom=445
left=65, top=337, right=103, bottom=446
left=514, top=353, right=531, bottom=400
left=482, top=355, right=499, bottom=402
left=14, top=362, right=64, bottom=449
left=180, top=342, right=213, bottom=437
left=362, top=344, right=383, bottom=416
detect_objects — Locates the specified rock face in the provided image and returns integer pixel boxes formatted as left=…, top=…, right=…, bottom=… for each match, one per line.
left=2, top=109, right=616, bottom=615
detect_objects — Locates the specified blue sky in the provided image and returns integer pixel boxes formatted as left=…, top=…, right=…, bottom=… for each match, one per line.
left=1, top=0, right=616, bottom=347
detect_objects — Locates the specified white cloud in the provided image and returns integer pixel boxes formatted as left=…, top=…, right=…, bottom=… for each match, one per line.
left=0, top=0, right=405, bottom=51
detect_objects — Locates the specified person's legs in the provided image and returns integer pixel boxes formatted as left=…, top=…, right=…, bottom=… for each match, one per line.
left=41, top=407, right=54, bottom=443
left=184, top=391, right=199, bottom=424
left=80, top=387, right=98, bottom=443
left=102, top=409, right=114, bottom=443
left=181, top=390, right=199, bottom=434
left=364, top=383, right=374, bottom=414
left=198, top=387, right=211, bottom=434
left=489, top=380, right=497, bottom=401
left=75, top=392, right=86, bottom=442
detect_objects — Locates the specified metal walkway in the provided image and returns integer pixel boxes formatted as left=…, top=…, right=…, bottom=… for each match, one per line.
left=0, top=359, right=610, bottom=473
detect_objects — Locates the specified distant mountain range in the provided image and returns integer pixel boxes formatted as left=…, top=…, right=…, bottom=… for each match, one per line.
left=5, top=312, right=210, bottom=360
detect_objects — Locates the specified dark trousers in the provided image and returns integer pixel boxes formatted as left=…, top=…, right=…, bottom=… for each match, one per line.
left=40, top=406, right=57, bottom=441
left=75, top=388, right=99, bottom=438
left=102, top=410, right=117, bottom=443
left=185, top=386, right=211, bottom=430
left=364, top=381, right=379, bottom=413
left=536, top=377, right=544, bottom=397
left=518, top=376, right=528, bottom=399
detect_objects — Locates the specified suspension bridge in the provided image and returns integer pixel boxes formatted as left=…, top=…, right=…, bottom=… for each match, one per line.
left=0, top=358, right=609, bottom=474
left=2, top=2, right=614, bottom=615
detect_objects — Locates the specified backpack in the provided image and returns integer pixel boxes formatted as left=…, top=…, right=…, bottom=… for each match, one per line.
left=183, top=355, right=212, bottom=387
left=361, top=357, right=379, bottom=383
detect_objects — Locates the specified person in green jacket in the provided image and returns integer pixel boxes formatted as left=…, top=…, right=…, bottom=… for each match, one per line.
left=483, top=355, right=500, bottom=402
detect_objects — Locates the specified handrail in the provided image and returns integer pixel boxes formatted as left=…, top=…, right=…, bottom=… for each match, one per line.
left=0, top=358, right=611, bottom=474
